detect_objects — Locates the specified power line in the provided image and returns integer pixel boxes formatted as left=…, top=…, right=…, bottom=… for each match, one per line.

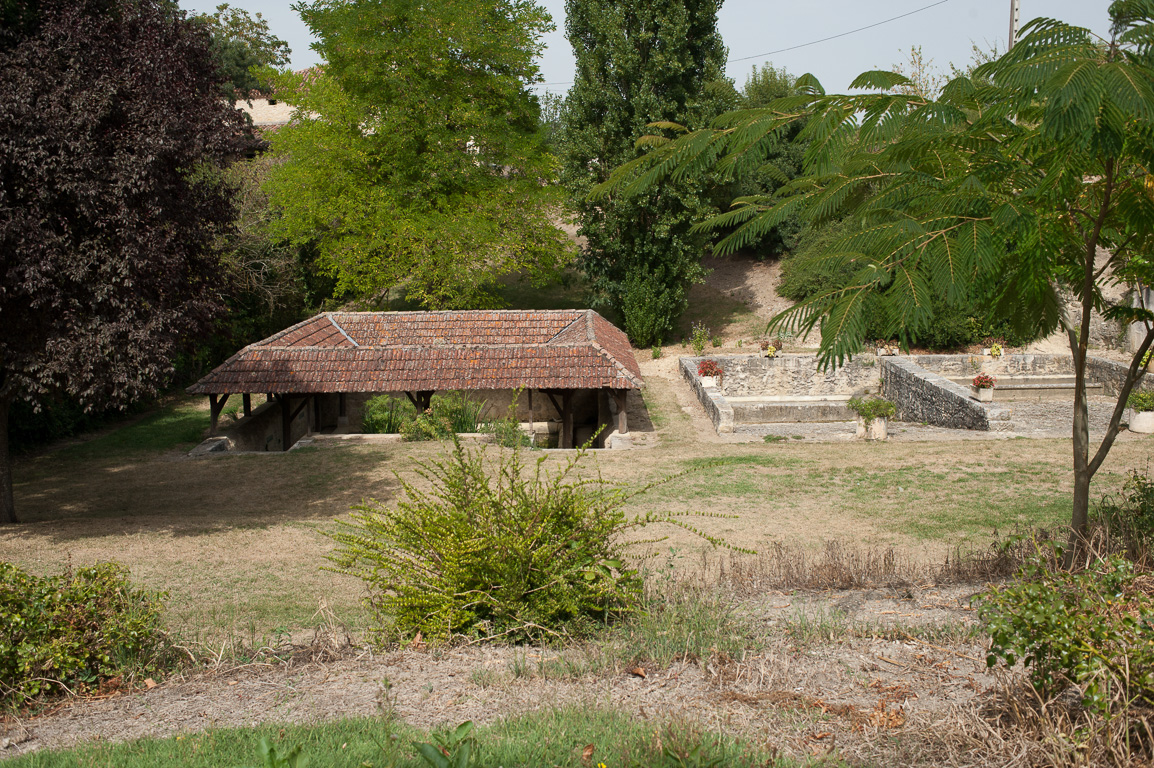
left=533, top=0, right=954, bottom=90
left=729, top=0, right=951, bottom=63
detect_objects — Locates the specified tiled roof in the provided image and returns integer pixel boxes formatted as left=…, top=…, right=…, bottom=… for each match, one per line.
left=187, top=310, right=643, bottom=395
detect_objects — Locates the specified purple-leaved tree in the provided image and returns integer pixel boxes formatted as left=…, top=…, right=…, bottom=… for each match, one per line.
left=0, top=0, right=251, bottom=522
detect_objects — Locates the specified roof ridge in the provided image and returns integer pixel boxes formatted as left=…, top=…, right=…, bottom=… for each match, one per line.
left=545, top=314, right=587, bottom=344
left=588, top=339, right=643, bottom=388
left=326, top=313, right=359, bottom=347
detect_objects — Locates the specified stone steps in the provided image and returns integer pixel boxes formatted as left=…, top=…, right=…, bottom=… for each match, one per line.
left=728, top=394, right=855, bottom=424
left=945, top=375, right=1103, bottom=402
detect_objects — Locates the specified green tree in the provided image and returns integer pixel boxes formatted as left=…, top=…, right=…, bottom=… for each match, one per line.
left=602, top=2, right=1154, bottom=559
left=560, top=0, right=730, bottom=346
left=194, top=4, right=291, bottom=98
left=262, top=0, right=571, bottom=310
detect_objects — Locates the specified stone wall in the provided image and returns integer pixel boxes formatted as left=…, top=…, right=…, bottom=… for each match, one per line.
left=701, top=354, right=880, bottom=397
left=1086, top=356, right=1152, bottom=398
left=880, top=357, right=1012, bottom=431
left=680, top=357, right=734, bottom=433
left=912, top=353, right=1074, bottom=377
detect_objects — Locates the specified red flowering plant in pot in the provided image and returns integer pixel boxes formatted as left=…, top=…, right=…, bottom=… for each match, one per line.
left=971, top=373, right=996, bottom=402
left=697, top=360, right=723, bottom=387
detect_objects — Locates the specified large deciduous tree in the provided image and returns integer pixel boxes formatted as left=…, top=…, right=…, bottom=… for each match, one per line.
left=603, top=1, right=1154, bottom=560
left=560, top=0, right=729, bottom=347
left=263, top=0, right=571, bottom=310
left=0, top=0, right=250, bottom=523
left=194, top=3, right=291, bottom=98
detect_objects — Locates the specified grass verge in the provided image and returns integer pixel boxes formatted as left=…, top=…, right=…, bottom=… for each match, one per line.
left=3, top=707, right=793, bottom=768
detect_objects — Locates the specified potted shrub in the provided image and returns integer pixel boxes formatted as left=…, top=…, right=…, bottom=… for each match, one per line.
left=1128, top=391, right=1154, bottom=433
left=759, top=340, right=775, bottom=358
left=971, top=373, right=996, bottom=403
left=697, top=359, right=723, bottom=388
left=848, top=396, right=896, bottom=441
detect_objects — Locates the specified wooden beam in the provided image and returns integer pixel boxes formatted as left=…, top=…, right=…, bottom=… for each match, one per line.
left=280, top=394, right=291, bottom=451
left=280, top=395, right=310, bottom=451
left=612, top=389, right=629, bottom=434
left=209, top=393, right=230, bottom=434
left=560, top=390, right=574, bottom=449
left=311, top=395, right=321, bottom=434
left=242, top=394, right=251, bottom=417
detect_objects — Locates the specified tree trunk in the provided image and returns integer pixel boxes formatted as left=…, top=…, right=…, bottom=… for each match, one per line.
left=0, top=395, right=16, bottom=524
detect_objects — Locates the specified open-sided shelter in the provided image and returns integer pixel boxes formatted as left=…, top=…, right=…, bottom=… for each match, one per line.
left=187, top=309, right=643, bottom=450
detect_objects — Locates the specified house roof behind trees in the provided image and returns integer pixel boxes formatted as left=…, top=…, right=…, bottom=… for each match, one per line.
left=187, top=310, right=644, bottom=395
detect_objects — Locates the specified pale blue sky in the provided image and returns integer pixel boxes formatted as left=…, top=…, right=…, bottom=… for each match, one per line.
left=181, top=0, right=1113, bottom=94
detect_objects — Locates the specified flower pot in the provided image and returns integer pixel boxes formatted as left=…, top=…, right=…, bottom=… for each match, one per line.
left=971, top=386, right=994, bottom=403
left=700, top=376, right=717, bottom=389
left=856, top=416, right=888, bottom=441
left=1131, top=409, right=1154, bottom=434
left=876, top=347, right=897, bottom=356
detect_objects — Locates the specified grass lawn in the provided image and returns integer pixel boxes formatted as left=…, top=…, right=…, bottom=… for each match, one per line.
left=5, top=372, right=1150, bottom=645
left=0, top=708, right=788, bottom=768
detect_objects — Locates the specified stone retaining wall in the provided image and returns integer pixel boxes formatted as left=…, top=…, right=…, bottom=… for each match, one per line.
left=1085, top=356, right=1151, bottom=398
left=680, top=357, right=734, bottom=433
left=880, top=357, right=1012, bottom=431
left=912, top=353, right=1074, bottom=377
left=705, top=353, right=880, bottom=397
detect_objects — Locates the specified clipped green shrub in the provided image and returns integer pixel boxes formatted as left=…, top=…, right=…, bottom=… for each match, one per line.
left=847, top=396, right=896, bottom=424
left=1129, top=390, right=1154, bottom=413
left=977, top=554, right=1154, bottom=713
left=361, top=395, right=416, bottom=434
left=0, top=562, right=169, bottom=705
left=326, top=439, right=645, bottom=643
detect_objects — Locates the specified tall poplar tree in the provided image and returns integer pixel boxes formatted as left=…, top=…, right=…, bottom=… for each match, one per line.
left=560, top=0, right=729, bottom=346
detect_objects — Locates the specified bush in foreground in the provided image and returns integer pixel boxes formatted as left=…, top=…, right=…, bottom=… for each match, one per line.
left=326, top=439, right=644, bottom=643
left=0, top=562, right=169, bottom=705
left=977, top=552, right=1154, bottom=714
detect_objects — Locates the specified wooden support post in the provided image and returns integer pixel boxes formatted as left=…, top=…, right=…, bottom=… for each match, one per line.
left=209, top=393, right=230, bottom=434
left=242, top=394, right=251, bottom=417
left=612, top=389, right=628, bottom=434
left=405, top=390, right=435, bottom=411
left=561, top=390, right=574, bottom=449
left=280, top=394, right=291, bottom=450
left=311, top=395, right=321, bottom=434
left=280, top=395, right=310, bottom=451
left=338, top=393, right=348, bottom=426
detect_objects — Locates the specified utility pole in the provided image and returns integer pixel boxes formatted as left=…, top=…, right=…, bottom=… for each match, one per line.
left=1008, top=0, right=1020, bottom=50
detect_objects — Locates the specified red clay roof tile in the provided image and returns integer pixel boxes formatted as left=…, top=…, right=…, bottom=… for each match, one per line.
left=187, top=310, right=642, bottom=395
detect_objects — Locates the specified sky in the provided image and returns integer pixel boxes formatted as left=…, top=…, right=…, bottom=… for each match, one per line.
left=180, top=0, right=1114, bottom=95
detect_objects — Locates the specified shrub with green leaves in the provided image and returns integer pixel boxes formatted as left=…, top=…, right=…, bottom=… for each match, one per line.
left=1129, top=390, right=1154, bottom=413
left=399, top=392, right=486, bottom=442
left=847, top=396, right=896, bottom=424
left=326, top=439, right=644, bottom=642
left=976, top=554, right=1154, bottom=713
left=0, top=562, right=169, bottom=705
left=361, top=395, right=416, bottom=434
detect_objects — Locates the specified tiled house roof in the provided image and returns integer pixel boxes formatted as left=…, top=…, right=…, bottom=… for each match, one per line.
left=187, top=310, right=643, bottom=395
